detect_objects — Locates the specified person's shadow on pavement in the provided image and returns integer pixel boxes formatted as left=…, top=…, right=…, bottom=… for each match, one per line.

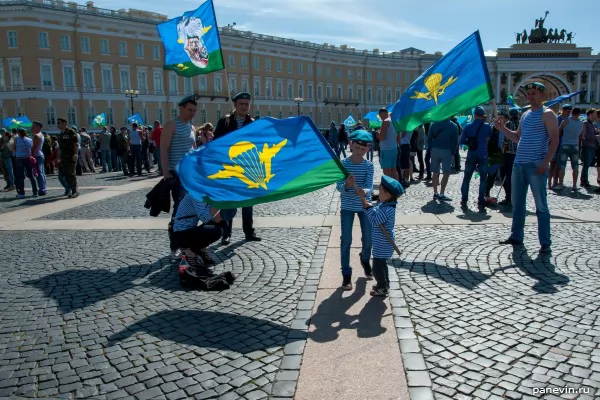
left=493, top=247, right=569, bottom=294
left=309, top=278, right=387, bottom=343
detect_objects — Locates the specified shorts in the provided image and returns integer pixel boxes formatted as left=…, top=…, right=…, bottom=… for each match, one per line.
left=399, top=144, right=411, bottom=169
left=558, top=144, right=579, bottom=171
left=379, top=148, right=398, bottom=169
left=430, top=148, right=453, bottom=174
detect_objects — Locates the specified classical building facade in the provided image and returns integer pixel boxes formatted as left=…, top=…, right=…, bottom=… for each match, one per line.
left=0, top=0, right=599, bottom=132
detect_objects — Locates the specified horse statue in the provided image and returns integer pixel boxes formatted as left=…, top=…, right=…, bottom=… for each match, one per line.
left=522, top=29, right=528, bottom=44
left=557, top=29, right=566, bottom=43
left=566, top=32, right=575, bottom=44
left=547, top=29, right=554, bottom=42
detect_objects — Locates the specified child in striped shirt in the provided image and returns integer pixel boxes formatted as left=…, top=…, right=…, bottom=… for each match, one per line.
left=356, top=175, right=404, bottom=296
left=335, top=130, right=375, bottom=291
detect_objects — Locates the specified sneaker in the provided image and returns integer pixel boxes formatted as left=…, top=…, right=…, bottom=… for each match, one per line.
left=69, top=192, right=79, bottom=198
left=5, top=186, right=15, bottom=192
left=539, top=245, right=552, bottom=254
left=16, top=193, right=25, bottom=199
left=63, top=190, right=71, bottom=196
left=433, top=193, right=440, bottom=200
left=341, top=275, right=352, bottom=291
left=38, top=191, right=47, bottom=196
left=370, top=285, right=388, bottom=297
left=499, top=237, right=524, bottom=246
left=221, top=236, right=231, bottom=245
left=245, top=234, right=262, bottom=242
left=438, top=194, right=452, bottom=201
left=32, top=193, right=39, bottom=198
left=199, top=248, right=216, bottom=266
left=170, top=249, right=183, bottom=261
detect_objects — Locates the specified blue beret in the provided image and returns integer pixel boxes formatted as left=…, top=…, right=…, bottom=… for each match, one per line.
left=509, top=107, right=520, bottom=116
left=178, top=94, right=198, bottom=106
left=232, top=92, right=252, bottom=102
left=381, top=175, right=405, bottom=197
left=562, top=104, right=572, bottom=109
left=474, top=106, right=486, bottom=117
left=349, top=129, right=373, bottom=145
left=523, top=82, right=545, bottom=92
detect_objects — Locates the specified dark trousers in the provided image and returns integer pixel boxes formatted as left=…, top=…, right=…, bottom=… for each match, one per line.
left=372, top=258, right=389, bottom=289
left=120, top=153, right=129, bottom=175
left=415, top=150, right=424, bottom=175
left=168, top=171, right=185, bottom=251
left=58, top=161, right=78, bottom=192
left=503, top=153, right=516, bottom=201
left=221, top=207, right=254, bottom=239
left=453, top=148, right=461, bottom=171
left=129, top=145, right=142, bottom=176
left=173, top=225, right=223, bottom=254
left=425, top=149, right=432, bottom=177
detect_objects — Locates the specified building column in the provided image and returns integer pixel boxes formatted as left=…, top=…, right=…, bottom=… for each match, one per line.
left=596, top=74, right=600, bottom=102
left=507, top=72, right=511, bottom=98
left=586, top=71, right=592, bottom=103
left=496, top=73, right=501, bottom=103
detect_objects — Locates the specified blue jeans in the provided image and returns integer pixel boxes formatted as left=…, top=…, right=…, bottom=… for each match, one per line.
left=111, top=149, right=120, bottom=171
left=101, top=150, right=112, bottom=172
left=340, top=210, right=372, bottom=276
left=510, top=163, right=551, bottom=247
left=35, top=155, right=46, bottom=194
left=581, top=146, right=596, bottom=185
left=129, top=145, right=142, bottom=175
left=2, top=157, right=14, bottom=186
left=155, top=148, right=163, bottom=174
left=15, top=158, right=37, bottom=195
left=461, top=154, right=488, bottom=203
left=336, top=143, right=347, bottom=158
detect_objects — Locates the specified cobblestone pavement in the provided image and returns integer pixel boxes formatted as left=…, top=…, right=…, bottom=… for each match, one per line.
left=39, top=185, right=338, bottom=220
left=0, top=189, right=94, bottom=215
left=391, top=223, right=600, bottom=400
left=0, top=228, right=327, bottom=399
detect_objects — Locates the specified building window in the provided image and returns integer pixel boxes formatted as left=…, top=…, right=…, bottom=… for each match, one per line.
left=229, top=76, right=236, bottom=94
left=337, top=86, right=342, bottom=99
left=318, top=112, right=323, bottom=126
left=40, top=60, right=54, bottom=87
left=278, top=111, right=283, bottom=119
left=100, top=39, right=110, bottom=55
left=287, top=81, right=293, bottom=98
left=386, top=72, right=391, bottom=82
left=326, top=67, right=331, bottom=77
left=46, top=107, right=56, bottom=125
left=386, top=88, right=392, bottom=103
left=317, top=85, right=322, bottom=100
left=63, top=64, right=75, bottom=90
left=253, top=77, right=261, bottom=96
left=336, top=68, right=342, bottom=79
left=153, top=69, right=163, bottom=91
left=39, top=32, right=50, bottom=49
left=396, top=71, right=401, bottom=81
left=216, top=109, right=221, bottom=121
left=377, top=88, right=383, bottom=103
left=8, top=60, right=22, bottom=87
left=307, top=64, right=313, bottom=75
left=101, top=66, right=113, bottom=90
left=157, top=109, right=163, bottom=123
left=367, top=88, right=372, bottom=102
left=67, top=107, right=77, bottom=125
left=152, top=45, right=160, bottom=60
left=80, top=37, right=90, bottom=53
left=214, top=74, right=222, bottom=92
left=377, top=71, right=383, bottom=81
left=367, top=71, right=372, bottom=81
left=184, top=76, right=193, bottom=93
left=228, top=54, right=235, bottom=67
left=326, top=86, right=332, bottom=98
left=137, top=69, right=147, bottom=91
left=405, top=71, right=411, bottom=82
left=60, top=35, right=71, bottom=51
left=298, top=82, right=304, bottom=98
left=119, top=41, right=127, bottom=57
left=120, top=68, right=130, bottom=90
left=198, top=75, right=207, bottom=92
left=197, top=109, right=205, bottom=124
left=242, top=77, right=249, bottom=93
left=317, top=66, right=322, bottom=77
left=298, top=63, right=303, bottom=75
left=7, top=31, right=18, bottom=48
left=87, top=109, right=95, bottom=126
left=171, top=108, right=177, bottom=119
left=255, top=111, right=260, bottom=118
left=357, top=87, right=363, bottom=101
left=169, top=71, right=178, bottom=94
left=308, top=83, right=314, bottom=100
left=136, top=43, right=144, bottom=58
left=276, top=80, right=283, bottom=98
left=106, top=108, right=114, bottom=125
left=241, top=55, right=248, bottom=68
left=288, top=61, right=293, bottom=74
left=276, top=60, right=282, bottom=72
left=265, top=58, right=271, bottom=72
left=0, top=63, right=5, bottom=88
left=142, top=109, right=148, bottom=125
left=253, top=56, right=259, bottom=70
left=357, top=70, right=362, bottom=80
left=348, top=87, right=353, bottom=100
left=83, top=66, right=94, bottom=90
left=266, top=79, right=272, bottom=97
left=348, top=69, right=353, bottom=80
left=395, top=89, right=401, bottom=100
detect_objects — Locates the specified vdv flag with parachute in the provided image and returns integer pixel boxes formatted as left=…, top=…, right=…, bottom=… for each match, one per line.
left=343, top=115, right=357, bottom=127
left=92, top=113, right=107, bottom=127
left=2, top=116, right=32, bottom=130
left=127, top=113, right=144, bottom=125
left=391, top=31, right=493, bottom=132
left=178, top=116, right=348, bottom=208
left=157, top=0, right=225, bottom=77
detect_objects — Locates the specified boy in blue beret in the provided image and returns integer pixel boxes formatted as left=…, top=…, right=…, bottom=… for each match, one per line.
left=356, top=175, right=404, bottom=296
left=336, top=129, right=375, bottom=290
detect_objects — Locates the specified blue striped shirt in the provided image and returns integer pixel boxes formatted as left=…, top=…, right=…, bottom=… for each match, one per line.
left=515, top=108, right=550, bottom=165
left=366, top=202, right=397, bottom=258
left=169, top=119, right=195, bottom=170
left=173, top=194, right=214, bottom=232
left=336, top=158, right=374, bottom=211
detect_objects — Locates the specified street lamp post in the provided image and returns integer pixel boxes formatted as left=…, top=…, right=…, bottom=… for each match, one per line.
left=294, top=97, right=304, bottom=116
left=124, top=89, right=139, bottom=115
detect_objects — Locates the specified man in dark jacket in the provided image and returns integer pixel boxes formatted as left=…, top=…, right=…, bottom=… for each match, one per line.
left=213, top=92, right=261, bottom=244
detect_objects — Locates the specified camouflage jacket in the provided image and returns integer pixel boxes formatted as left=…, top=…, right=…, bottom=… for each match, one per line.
left=58, top=127, right=79, bottom=162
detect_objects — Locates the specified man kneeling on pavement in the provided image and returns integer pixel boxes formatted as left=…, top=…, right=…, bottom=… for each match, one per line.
left=172, top=191, right=225, bottom=277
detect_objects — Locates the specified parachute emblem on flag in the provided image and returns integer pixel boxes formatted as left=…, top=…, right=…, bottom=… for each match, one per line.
left=208, top=139, right=288, bottom=190
left=410, top=73, right=458, bottom=105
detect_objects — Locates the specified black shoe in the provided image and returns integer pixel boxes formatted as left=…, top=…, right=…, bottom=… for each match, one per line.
left=539, top=245, right=552, bottom=254
left=498, top=199, right=512, bottom=206
left=582, top=182, right=591, bottom=188
left=38, top=191, right=47, bottom=196
left=360, top=254, right=373, bottom=280
left=68, top=192, right=79, bottom=198
left=460, top=200, right=467, bottom=207
left=221, top=236, right=231, bottom=245
left=499, top=238, right=523, bottom=246
left=245, top=234, right=262, bottom=242
left=199, top=249, right=216, bottom=266
left=370, top=285, right=388, bottom=297
left=424, top=175, right=432, bottom=181
left=341, top=275, right=352, bottom=290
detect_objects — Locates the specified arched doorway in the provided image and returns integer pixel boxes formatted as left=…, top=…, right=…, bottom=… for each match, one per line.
left=512, top=73, right=573, bottom=104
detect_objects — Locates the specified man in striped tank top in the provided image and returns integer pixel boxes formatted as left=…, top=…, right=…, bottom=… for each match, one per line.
left=161, top=95, right=198, bottom=261
left=494, top=82, right=559, bottom=254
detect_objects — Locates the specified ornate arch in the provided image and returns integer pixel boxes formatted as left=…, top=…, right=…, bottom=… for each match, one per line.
left=512, top=72, right=573, bottom=98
